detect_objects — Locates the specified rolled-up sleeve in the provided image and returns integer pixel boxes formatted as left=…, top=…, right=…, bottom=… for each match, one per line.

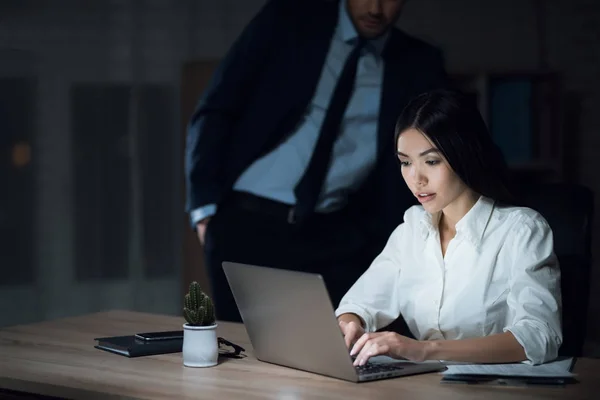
left=504, top=216, right=563, bottom=365
left=334, top=224, right=405, bottom=333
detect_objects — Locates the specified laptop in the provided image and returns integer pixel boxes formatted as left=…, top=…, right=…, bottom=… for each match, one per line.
left=222, top=261, right=446, bottom=382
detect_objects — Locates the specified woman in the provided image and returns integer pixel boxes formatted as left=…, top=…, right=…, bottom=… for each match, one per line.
left=336, top=89, right=562, bottom=366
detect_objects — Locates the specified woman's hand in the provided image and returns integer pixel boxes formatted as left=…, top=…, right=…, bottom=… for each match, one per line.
left=350, top=331, right=429, bottom=366
left=338, top=316, right=365, bottom=349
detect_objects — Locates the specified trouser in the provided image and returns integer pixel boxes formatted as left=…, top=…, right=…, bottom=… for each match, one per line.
left=202, top=191, right=372, bottom=323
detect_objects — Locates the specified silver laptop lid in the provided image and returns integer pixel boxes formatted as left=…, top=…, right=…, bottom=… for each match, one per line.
left=222, top=261, right=358, bottom=382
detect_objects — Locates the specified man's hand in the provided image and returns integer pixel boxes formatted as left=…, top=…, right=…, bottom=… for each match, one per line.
left=337, top=314, right=365, bottom=349
left=196, top=217, right=211, bottom=245
left=350, top=331, right=429, bottom=366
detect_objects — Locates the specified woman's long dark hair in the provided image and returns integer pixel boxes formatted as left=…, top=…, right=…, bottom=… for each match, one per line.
left=394, top=89, right=516, bottom=205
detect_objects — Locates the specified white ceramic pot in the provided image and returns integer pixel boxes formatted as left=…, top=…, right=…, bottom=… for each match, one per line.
left=182, top=323, right=218, bottom=367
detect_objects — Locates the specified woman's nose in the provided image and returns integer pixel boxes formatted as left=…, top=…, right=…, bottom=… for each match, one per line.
left=412, top=168, right=427, bottom=187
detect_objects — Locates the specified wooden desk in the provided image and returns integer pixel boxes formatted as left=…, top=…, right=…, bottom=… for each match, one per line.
left=0, top=310, right=597, bottom=399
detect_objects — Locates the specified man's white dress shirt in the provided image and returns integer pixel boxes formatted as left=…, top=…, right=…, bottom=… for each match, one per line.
left=335, top=196, right=562, bottom=365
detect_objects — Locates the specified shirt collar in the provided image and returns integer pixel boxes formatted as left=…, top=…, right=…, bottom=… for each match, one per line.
left=338, top=0, right=389, bottom=57
left=419, top=196, right=496, bottom=251
left=419, top=210, right=439, bottom=240
left=455, top=196, right=496, bottom=250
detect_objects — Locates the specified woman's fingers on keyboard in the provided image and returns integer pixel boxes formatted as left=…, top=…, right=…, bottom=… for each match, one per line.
left=351, top=333, right=391, bottom=366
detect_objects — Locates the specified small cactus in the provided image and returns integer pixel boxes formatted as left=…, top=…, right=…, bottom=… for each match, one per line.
left=183, top=281, right=216, bottom=326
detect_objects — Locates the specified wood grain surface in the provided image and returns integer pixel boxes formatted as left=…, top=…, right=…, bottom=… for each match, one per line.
left=0, top=310, right=597, bottom=399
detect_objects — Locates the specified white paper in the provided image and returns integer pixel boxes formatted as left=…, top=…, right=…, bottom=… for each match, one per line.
left=442, top=357, right=575, bottom=378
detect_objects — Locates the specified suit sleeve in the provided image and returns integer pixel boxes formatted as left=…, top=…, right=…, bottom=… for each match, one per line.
left=185, top=0, right=292, bottom=211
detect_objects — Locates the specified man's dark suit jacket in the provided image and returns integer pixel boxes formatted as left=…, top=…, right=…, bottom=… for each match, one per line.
left=186, top=0, right=447, bottom=255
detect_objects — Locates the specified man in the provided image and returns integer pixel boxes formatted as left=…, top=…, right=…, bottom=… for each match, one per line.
left=185, top=0, right=447, bottom=322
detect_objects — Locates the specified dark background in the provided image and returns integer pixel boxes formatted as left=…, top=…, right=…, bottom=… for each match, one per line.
left=0, top=0, right=599, bottom=356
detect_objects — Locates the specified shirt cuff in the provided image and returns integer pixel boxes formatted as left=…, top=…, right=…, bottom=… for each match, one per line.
left=190, top=204, right=217, bottom=227
left=335, top=304, right=375, bottom=333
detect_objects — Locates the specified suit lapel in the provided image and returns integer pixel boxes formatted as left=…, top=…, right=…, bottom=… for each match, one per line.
left=290, top=0, right=339, bottom=110
left=378, top=30, right=417, bottom=158
left=255, top=0, right=339, bottom=157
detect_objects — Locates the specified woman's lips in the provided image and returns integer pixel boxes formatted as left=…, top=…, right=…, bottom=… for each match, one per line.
left=417, top=193, right=436, bottom=203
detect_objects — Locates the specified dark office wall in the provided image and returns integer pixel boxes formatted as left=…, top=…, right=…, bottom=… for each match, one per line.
left=0, top=77, right=36, bottom=286
left=0, top=0, right=599, bottom=352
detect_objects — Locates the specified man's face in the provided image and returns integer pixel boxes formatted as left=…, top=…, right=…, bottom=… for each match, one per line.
left=346, top=0, right=406, bottom=39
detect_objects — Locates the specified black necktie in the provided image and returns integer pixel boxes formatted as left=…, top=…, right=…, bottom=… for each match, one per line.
left=293, top=39, right=366, bottom=223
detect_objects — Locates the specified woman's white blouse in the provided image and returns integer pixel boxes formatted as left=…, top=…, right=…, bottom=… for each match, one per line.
left=335, top=196, right=562, bottom=365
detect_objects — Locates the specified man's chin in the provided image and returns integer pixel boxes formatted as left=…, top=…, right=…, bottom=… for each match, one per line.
left=357, top=25, right=388, bottom=40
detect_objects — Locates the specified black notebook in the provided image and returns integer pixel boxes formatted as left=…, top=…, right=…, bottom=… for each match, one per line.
left=94, top=335, right=182, bottom=358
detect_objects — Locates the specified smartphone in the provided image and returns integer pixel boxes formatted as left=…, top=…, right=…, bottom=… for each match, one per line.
left=134, top=330, right=183, bottom=341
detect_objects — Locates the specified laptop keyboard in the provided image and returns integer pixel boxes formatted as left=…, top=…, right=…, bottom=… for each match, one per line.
left=354, top=361, right=405, bottom=375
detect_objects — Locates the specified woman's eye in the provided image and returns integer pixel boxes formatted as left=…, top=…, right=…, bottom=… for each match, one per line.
left=399, top=161, right=410, bottom=167
left=426, top=160, right=440, bottom=166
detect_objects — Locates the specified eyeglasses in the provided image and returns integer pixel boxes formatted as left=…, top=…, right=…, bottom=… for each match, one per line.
left=218, top=337, right=246, bottom=359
